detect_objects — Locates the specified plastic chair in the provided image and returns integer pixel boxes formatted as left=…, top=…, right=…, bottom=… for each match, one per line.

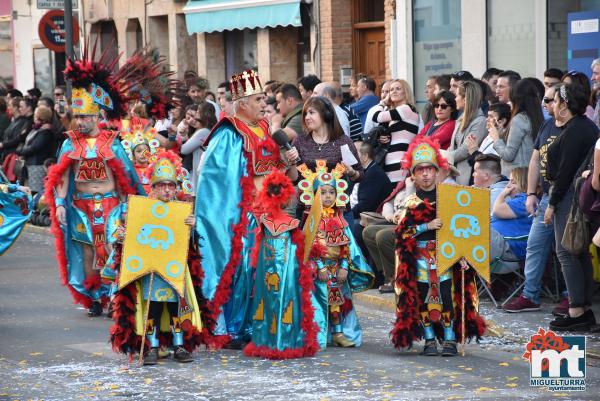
left=477, top=234, right=527, bottom=308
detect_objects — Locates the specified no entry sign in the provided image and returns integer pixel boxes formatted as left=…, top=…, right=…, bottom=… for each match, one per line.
left=38, top=9, right=80, bottom=53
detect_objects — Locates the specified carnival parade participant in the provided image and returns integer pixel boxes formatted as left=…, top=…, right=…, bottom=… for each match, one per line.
left=297, top=160, right=374, bottom=349
left=103, top=151, right=203, bottom=365
left=243, top=170, right=320, bottom=359
left=392, top=137, right=485, bottom=356
left=195, top=69, right=297, bottom=348
left=44, top=45, right=145, bottom=317
left=120, top=117, right=161, bottom=193
left=0, top=170, right=32, bottom=256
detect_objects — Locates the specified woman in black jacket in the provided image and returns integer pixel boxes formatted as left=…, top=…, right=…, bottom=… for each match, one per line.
left=17, top=105, right=54, bottom=194
left=544, top=83, right=599, bottom=332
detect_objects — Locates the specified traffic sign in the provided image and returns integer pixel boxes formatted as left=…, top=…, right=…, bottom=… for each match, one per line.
left=38, top=9, right=79, bottom=53
left=37, top=0, right=78, bottom=10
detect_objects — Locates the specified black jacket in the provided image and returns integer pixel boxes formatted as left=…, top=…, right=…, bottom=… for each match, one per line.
left=1, top=115, right=33, bottom=155
left=351, top=161, right=393, bottom=218
left=17, top=128, right=54, bottom=166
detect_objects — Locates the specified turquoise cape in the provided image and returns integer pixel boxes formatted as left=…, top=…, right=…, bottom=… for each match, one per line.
left=195, top=121, right=256, bottom=341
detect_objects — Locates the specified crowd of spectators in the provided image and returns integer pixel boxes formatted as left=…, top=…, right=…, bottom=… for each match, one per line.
left=2, top=57, right=600, bottom=332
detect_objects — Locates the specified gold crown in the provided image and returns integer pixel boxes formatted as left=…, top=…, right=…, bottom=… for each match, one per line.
left=229, top=69, right=263, bottom=101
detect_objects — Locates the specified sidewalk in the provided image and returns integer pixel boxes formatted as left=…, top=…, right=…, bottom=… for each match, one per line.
left=354, top=289, right=600, bottom=360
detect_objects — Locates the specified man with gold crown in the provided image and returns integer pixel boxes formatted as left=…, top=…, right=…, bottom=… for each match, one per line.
left=195, top=69, right=297, bottom=348
left=392, top=137, right=485, bottom=357
left=104, top=151, right=203, bottom=365
left=296, top=160, right=374, bottom=349
left=44, top=45, right=145, bottom=317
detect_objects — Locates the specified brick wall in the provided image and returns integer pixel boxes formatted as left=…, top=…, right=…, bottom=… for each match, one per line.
left=319, top=0, right=353, bottom=82
left=384, top=0, right=395, bottom=79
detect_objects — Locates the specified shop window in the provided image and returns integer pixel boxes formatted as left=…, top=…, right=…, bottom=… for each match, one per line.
left=0, top=20, right=12, bottom=90
left=224, top=29, right=257, bottom=79
left=413, top=0, right=462, bottom=110
left=487, top=0, right=535, bottom=78
left=547, top=0, right=600, bottom=71
left=33, top=48, right=55, bottom=96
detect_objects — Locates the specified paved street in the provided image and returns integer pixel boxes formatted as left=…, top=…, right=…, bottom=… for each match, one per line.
left=1, top=230, right=600, bottom=401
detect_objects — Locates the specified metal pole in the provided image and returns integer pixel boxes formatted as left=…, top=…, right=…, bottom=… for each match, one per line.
left=64, top=0, right=74, bottom=99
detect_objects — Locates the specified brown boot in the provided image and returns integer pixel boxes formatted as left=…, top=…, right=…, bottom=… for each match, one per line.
left=332, top=332, right=355, bottom=348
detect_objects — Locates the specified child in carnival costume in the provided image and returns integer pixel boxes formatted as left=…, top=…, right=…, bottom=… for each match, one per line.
left=243, top=170, right=320, bottom=359
left=104, top=151, right=203, bottom=365
left=0, top=170, right=32, bottom=256
left=44, top=43, right=145, bottom=317
left=392, top=137, right=486, bottom=356
left=297, top=160, right=374, bottom=349
left=120, top=118, right=161, bottom=193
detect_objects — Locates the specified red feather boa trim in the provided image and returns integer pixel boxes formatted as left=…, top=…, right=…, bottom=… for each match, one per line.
left=242, top=229, right=319, bottom=359
left=44, top=151, right=138, bottom=309
left=452, top=267, right=487, bottom=342
left=391, top=199, right=431, bottom=349
left=202, top=164, right=256, bottom=347
left=390, top=198, right=486, bottom=348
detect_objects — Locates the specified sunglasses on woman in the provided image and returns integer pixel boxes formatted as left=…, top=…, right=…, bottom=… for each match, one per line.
left=542, top=97, right=554, bottom=104
left=433, top=103, right=449, bottom=110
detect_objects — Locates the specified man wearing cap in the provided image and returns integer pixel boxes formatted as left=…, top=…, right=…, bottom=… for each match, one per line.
left=391, top=137, right=485, bottom=357
left=45, top=51, right=144, bottom=317
left=195, top=69, right=297, bottom=349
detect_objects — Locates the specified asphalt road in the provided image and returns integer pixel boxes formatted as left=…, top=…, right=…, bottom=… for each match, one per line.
left=1, top=230, right=599, bottom=401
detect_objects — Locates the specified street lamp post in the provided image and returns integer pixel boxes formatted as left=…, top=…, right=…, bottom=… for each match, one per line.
left=64, top=0, right=74, bottom=98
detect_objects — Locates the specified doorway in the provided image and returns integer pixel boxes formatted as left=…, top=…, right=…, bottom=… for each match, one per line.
left=352, top=0, right=386, bottom=93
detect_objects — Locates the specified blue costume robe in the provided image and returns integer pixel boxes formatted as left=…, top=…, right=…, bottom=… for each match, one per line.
left=311, top=221, right=374, bottom=349
left=195, top=117, right=287, bottom=345
left=0, top=176, right=33, bottom=256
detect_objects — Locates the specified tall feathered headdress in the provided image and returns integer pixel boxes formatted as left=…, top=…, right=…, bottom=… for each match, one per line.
left=297, top=160, right=349, bottom=207
left=64, top=39, right=139, bottom=120
left=402, top=136, right=448, bottom=173
left=120, top=48, right=184, bottom=120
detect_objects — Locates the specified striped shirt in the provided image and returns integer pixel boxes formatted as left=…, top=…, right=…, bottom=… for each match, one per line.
left=373, top=104, right=420, bottom=183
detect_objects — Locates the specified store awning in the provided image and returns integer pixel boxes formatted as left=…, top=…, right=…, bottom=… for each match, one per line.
left=184, top=0, right=302, bottom=34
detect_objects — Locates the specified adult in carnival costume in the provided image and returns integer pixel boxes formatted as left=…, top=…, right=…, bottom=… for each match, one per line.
left=243, top=170, right=319, bottom=359
left=391, top=137, right=485, bottom=356
left=45, top=43, right=145, bottom=317
left=104, top=151, right=203, bottom=365
left=297, top=160, right=374, bottom=349
left=195, top=69, right=296, bottom=348
left=0, top=170, right=32, bottom=256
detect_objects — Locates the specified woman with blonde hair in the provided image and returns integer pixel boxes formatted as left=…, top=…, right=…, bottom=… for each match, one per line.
left=448, top=80, right=487, bottom=185
left=370, top=79, right=420, bottom=184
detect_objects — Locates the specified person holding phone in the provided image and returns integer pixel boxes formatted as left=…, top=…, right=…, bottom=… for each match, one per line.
left=466, top=103, right=510, bottom=168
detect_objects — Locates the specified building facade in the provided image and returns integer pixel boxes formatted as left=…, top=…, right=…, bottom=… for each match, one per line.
left=2, top=0, right=599, bottom=103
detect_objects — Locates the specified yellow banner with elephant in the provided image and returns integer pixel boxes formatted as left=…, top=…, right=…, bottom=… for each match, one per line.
left=436, top=184, right=490, bottom=282
left=119, top=195, right=192, bottom=296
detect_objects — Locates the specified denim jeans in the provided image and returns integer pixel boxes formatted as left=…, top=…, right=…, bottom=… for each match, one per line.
left=522, top=194, right=555, bottom=304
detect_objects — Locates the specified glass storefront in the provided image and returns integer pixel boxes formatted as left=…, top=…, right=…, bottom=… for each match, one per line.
left=547, top=0, right=600, bottom=71
left=413, top=0, right=462, bottom=110
left=487, top=0, right=536, bottom=78
left=225, top=29, right=258, bottom=79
